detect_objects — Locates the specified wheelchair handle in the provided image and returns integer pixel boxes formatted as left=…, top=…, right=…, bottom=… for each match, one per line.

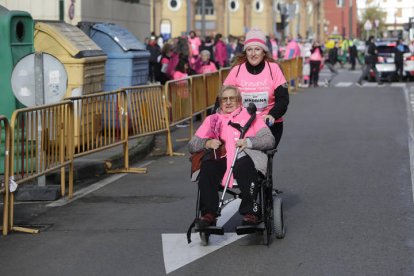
left=228, top=103, right=257, bottom=139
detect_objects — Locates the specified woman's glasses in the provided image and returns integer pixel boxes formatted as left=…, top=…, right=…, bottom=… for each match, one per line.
left=220, top=96, right=238, bottom=103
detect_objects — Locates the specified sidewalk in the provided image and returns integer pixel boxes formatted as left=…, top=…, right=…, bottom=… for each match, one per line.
left=6, top=135, right=155, bottom=225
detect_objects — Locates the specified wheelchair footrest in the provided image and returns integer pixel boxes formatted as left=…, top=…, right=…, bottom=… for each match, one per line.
left=195, top=225, right=224, bottom=235
left=236, top=222, right=265, bottom=235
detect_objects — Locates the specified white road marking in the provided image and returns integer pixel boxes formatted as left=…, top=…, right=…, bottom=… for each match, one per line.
left=403, top=86, right=414, bottom=203
left=390, top=83, right=406, bottom=88
left=162, top=233, right=244, bottom=274
left=47, top=161, right=154, bottom=207
left=362, top=82, right=380, bottom=87
left=162, top=198, right=243, bottom=274
left=335, top=82, right=353, bottom=87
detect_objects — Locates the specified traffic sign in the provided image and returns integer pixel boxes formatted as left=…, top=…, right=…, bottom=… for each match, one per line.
left=364, top=20, right=372, bottom=31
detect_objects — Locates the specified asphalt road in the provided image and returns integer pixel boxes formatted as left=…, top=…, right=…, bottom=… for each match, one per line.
left=1, top=69, right=414, bottom=276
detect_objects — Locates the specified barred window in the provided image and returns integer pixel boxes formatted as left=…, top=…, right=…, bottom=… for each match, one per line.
left=195, top=0, right=215, bottom=15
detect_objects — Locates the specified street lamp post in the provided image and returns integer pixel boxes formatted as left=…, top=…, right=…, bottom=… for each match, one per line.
left=227, top=0, right=230, bottom=36
left=201, top=0, right=206, bottom=37
left=341, top=0, right=345, bottom=37
left=349, top=0, right=353, bottom=37
left=187, top=0, right=191, bottom=33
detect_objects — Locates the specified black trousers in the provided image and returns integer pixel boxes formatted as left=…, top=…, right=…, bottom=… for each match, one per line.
left=309, top=60, right=321, bottom=86
left=395, top=61, right=404, bottom=81
left=198, top=156, right=260, bottom=216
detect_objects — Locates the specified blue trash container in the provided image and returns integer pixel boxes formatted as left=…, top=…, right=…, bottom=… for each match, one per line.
left=89, top=23, right=150, bottom=91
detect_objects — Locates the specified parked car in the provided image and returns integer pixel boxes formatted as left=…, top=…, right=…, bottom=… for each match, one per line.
left=404, top=54, right=414, bottom=80
left=368, top=39, right=412, bottom=81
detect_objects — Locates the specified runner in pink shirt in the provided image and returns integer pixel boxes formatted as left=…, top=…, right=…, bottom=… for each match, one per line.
left=223, top=27, right=289, bottom=148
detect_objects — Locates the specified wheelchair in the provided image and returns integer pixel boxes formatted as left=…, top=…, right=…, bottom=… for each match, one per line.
left=187, top=148, right=285, bottom=246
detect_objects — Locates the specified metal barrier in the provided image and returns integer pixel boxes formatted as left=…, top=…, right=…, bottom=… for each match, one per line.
left=190, top=74, right=208, bottom=119
left=296, top=57, right=304, bottom=88
left=219, top=67, right=231, bottom=84
left=205, top=71, right=221, bottom=107
left=121, top=84, right=169, bottom=172
left=8, top=101, right=74, bottom=234
left=278, top=58, right=303, bottom=93
left=68, top=90, right=127, bottom=157
left=164, top=78, right=192, bottom=156
left=125, top=84, right=169, bottom=138
left=0, top=116, right=10, bottom=236
left=67, top=90, right=147, bottom=173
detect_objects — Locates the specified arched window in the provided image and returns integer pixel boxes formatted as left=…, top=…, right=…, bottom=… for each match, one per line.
left=195, top=0, right=215, bottom=15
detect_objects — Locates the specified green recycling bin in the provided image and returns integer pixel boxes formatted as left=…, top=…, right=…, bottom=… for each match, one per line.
left=0, top=5, right=34, bottom=119
left=0, top=6, right=34, bottom=173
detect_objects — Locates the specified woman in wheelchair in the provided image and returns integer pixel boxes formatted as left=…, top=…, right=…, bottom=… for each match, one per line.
left=188, top=85, right=275, bottom=227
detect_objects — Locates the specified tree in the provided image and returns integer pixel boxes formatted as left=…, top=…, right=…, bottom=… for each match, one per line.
left=358, top=6, right=387, bottom=40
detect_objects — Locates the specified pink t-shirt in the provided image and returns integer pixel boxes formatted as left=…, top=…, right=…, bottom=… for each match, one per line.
left=197, top=62, right=218, bottom=74
left=310, top=48, right=322, bottom=61
left=223, top=62, right=287, bottom=123
left=172, top=71, right=188, bottom=80
left=284, top=40, right=301, bottom=59
left=188, top=36, right=202, bottom=56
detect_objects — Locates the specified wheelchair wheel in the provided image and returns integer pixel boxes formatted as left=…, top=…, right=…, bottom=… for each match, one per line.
left=273, top=195, right=285, bottom=239
left=200, top=232, right=210, bottom=246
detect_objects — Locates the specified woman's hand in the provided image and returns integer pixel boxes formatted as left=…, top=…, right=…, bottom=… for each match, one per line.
left=236, top=138, right=248, bottom=150
left=263, top=115, right=275, bottom=126
left=205, top=139, right=222, bottom=150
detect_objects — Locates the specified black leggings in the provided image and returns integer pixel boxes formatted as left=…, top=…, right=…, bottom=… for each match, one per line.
left=198, top=156, right=260, bottom=216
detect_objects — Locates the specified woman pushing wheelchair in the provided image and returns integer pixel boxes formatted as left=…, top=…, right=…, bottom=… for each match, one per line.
left=188, top=85, right=275, bottom=227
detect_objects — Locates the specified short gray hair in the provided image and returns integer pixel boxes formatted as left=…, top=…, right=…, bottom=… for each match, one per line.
left=200, top=50, right=211, bottom=57
left=218, top=85, right=242, bottom=103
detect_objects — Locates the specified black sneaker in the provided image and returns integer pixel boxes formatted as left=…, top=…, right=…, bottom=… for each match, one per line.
left=378, top=82, right=385, bottom=86
left=356, top=82, right=363, bottom=87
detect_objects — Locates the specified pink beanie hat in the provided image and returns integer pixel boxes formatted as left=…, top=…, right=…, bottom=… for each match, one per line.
left=243, top=27, right=269, bottom=52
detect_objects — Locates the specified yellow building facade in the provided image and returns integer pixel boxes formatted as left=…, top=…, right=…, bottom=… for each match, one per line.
left=151, top=0, right=325, bottom=41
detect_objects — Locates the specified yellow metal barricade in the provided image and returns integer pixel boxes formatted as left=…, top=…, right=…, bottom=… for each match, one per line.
left=290, top=58, right=298, bottom=92
left=125, top=84, right=169, bottom=138
left=191, top=74, right=207, bottom=119
left=122, top=84, right=170, bottom=169
left=0, top=116, right=10, bottom=235
left=296, top=57, right=303, bottom=80
left=67, top=90, right=143, bottom=173
left=68, top=91, right=127, bottom=157
left=9, top=101, right=74, bottom=234
left=205, top=71, right=220, bottom=107
left=279, top=60, right=292, bottom=93
left=164, top=78, right=192, bottom=156
left=219, top=67, right=231, bottom=84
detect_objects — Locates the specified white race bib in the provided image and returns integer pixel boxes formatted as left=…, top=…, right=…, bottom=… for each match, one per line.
left=242, top=92, right=268, bottom=111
